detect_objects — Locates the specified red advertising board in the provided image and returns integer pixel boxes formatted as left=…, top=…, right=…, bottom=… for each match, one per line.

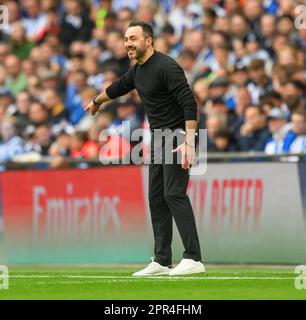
left=1, top=166, right=147, bottom=243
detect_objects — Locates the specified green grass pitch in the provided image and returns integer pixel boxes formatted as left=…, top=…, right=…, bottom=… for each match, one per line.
left=0, top=265, right=305, bottom=300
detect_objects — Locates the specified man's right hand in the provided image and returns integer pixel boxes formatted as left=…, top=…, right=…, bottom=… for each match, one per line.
left=84, top=100, right=100, bottom=116
left=240, top=122, right=254, bottom=136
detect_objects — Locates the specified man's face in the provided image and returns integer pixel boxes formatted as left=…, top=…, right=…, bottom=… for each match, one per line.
left=249, top=68, right=265, bottom=84
left=124, top=26, right=149, bottom=60
left=16, top=92, right=31, bottom=113
left=231, top=15, right=248, bottom=36
left=25, top=0, right=40, bottom=17
left=1, top=120, right=16, bottom=141
left=183, top=31, right=204, bottom=55
left=212, top=103, right=228, bottom=116
left=29, top=103, right=48, bottom=124
left=207, top=117, right=224, bottom=138
left=260, top=15, right=276, bottom=37
left=42, top=89, right=58, bottom=109
left=5, top=56, right=21, bottom=78
left=243, top=0, right=262, bottom=21
left=292, top=114, right=306, bottom=136
left=35, top=126, right=51, bottom=146
left=245, top=107, right=265, bottom=129
left=268, top=118, right=286, bottom=134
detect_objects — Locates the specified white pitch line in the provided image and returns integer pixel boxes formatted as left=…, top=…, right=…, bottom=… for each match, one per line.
left=4, top=275, right=297, bottom=281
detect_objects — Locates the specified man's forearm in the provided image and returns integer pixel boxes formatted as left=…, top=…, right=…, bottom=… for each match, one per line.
left=185, top=120, right=197, bottom=147
left=95, top=90, right=112, bottom=106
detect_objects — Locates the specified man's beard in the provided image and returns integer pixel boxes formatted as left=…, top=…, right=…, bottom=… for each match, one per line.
left=127, top=45, right=147, bottom=60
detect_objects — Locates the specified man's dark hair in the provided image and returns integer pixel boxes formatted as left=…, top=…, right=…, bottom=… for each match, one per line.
left=119, top=6, right=134, bottom=16
left=248, top=59, right=265, bottom=70
left=210, top=96, right=226, bottom=106
left=161, top=23, right=175, bottom=35
left=215, top=129, right=234, bottom=141
left=178, top=49, right=197, bottom=61
left=277, top=14, right=294, bottom=23
left=259, top=90, right=282, bottom=102
left=128, top=21, right=154, bottom=40
left=74, top=69, right=88, bottom=78
left=283, top=80, right=305, bottom=92
left=292, top=108, right=306, bottom=120
left=246, top=104, right=265, bottom=115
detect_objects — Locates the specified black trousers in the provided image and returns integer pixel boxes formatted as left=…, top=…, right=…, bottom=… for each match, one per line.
left=148, top=131, right=202, bottom=266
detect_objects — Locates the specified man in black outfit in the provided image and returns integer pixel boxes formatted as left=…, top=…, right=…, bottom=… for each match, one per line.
left=85, top=21, right=205, bottom=276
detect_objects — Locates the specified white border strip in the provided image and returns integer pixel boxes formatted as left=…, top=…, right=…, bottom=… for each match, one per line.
left=4, top=275, right=296, bottom=280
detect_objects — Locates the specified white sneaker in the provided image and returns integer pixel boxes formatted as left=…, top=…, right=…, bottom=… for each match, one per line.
left=132, top=257, right=172, bottom=277
left=169, top=258, right=205, bottom=276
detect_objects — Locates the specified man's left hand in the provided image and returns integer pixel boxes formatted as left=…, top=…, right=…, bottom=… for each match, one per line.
left=172, top=143, right=195, bottom=169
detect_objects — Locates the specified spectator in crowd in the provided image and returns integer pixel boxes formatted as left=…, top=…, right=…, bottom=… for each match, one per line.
left=192, top=76, right=210, bottom=111
left=259, top=90, right=284, bottom=110
left=230, top=65, right=248, bottom=87
left=0, top=0, right=304, bottom=166
left=213, top=129, right=238, bottom=152
left=160, top=23, right=181, bottom=59
left=230, top=13, right=249, bottom=39
left=64, top=69, right=88, bottom=125
left=168, top=0, right=191, bottom=37
left=277, top=46, right=300, bottom=67
left=26, top=75, right=41, bottom=99
left=1, top=0, right=21, bottom=40
left=13, top=90, right=32, bottom=130
left=32, top=124, right=53, bottom=156
left=112, top=0, right=139, bottom=14
left=0, top=43, right=10, bottom=64
left=206, top=96, right=237, bottom=128
left=280, top=80, right=305, bottom=113
left=22, top=0, right=49, bottom=42
left=259, top=13, right=276, bottom=54
left=85, top=123, right=102, bottom=158
left=236, top=105, right=271, bottom=151
left=0, top=116, right=25, bottom=162
left=242, top=0, right=263, bottom=37
left=49, top=129, right=73, bottom=158
left=83, top=58, right=104, bottom=91
left=208, top=77, right=236, bottom=110
left=95, top=110, right=114, bottom=131
left=109, top=99, right=141, bottom=142
left=288, top=110, right=306, bottom=153
left=277, top=14, right=295, bottom=38
left=41, top=88, right=69, bottom=124
left=4, top=54, right=28, bottom=96
left=0, top=89, right=15, bottom=119
left=59, top=0, right=95, bottom=50
left=247, top=59, right=273, bottom=104
left=117, top=7, right=134, bottom=33
left=154, top=36, right=171, bottom=55
left=103, top=31, right=130, bottom=76
left=206, top=113, right=228, bottom=152
left=70, top=130, right=99, bottom=159
left=28, top=102, right=50, bottom=127
left=231, top=86, right=252, bottom=134
left=177, top=50, right=197, bottom=81
left=135, top=1, right=161, bottom=35
left=9, top=22, right=35, bottom=60
left=240, top=32, right=271, bottom=67
left=264, top=108, right=291, bottom=154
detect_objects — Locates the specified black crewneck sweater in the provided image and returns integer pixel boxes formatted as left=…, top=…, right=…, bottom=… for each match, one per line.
left=106, top=50, right=197, bottom=129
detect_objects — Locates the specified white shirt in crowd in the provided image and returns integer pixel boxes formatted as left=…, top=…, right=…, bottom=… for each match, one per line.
left=289, top=135, right=306, bottom=153
left=265, top=123, right=292, bottom=155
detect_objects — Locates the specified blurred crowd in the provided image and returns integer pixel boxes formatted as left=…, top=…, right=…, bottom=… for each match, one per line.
left=0, top=0, right=305, bottom=168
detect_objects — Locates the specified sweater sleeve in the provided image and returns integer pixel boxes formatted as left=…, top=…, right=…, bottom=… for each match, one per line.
left=161, top=58, right=197, bottom=121
left=106, top=67, right=135, bottom=99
